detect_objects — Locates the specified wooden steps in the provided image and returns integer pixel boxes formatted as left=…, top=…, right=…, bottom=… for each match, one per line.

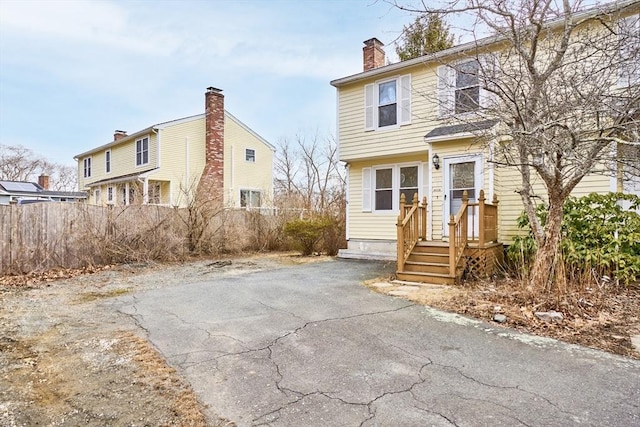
left=396, top=241, right=457, bottom=285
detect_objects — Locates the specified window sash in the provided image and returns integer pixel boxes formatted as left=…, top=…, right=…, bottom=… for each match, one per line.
left=371, top=164, right=421, bottom=212
left=105, top=150, right=111, bottom=173
left=136, top=137, right=149, bottom=166
left=245, top=149, right=256, bottom=162
left=365, top=74, right=411, bottom=130
left=83, top=158, right=91, bottom=178
left=240, top=189, right=261, bottom=208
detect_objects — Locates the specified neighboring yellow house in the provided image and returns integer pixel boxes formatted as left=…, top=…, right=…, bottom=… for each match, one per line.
left=330, top=3, right=639, bottom=271
left=75, top=87, right=274, bottom=209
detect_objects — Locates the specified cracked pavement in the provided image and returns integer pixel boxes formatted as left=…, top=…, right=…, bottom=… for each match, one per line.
left=114, top=259, right=640, bottom=426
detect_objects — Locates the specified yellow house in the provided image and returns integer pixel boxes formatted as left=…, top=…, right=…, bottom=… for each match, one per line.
left=75, top=87, right=274, bottom=209
left=331, top=3, right=639, bottom=283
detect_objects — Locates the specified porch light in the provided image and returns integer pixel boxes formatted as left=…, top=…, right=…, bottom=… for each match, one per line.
left=432, top=154, right=440, bottom=170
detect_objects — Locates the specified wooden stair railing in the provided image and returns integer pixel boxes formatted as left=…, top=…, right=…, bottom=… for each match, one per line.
left=396, top=190, right=500, bottom=284
left=396, top=193, right=427, bottom=272
left=448, top=191, right=469, bottom=277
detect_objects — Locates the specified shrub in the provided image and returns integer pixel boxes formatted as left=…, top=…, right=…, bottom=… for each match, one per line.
left=283, top=217, right=331, bottom=256
left=508, top=193, right=640, bottom=285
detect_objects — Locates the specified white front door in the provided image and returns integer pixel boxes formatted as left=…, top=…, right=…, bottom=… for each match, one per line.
left=443, top=155, right=483, bottom=237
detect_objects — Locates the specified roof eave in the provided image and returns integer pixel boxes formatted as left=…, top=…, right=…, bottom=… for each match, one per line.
left=330, top=0, right=638, bottom=88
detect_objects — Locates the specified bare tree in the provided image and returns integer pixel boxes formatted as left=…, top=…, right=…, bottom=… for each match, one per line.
left=391, top=0, right=640, bottom=289
left=0, top=144, right=45, bottom=181
left=0, top=144, right=78, bottom=191
left=274, top=132, right=345, bottom=213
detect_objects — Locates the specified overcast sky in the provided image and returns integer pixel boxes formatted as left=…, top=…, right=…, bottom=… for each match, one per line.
left=0, top=0, right=421, bottom=166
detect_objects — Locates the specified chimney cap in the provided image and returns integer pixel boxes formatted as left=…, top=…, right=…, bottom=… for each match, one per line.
left=207, top=86, right=223, bottom=93
left=363, top=38, right=384, bottom=47
left=114, top=129, right=127, bottom=134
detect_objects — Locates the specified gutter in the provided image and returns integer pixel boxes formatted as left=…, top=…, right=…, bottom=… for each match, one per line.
left=330, top=0, right=639, bottom=88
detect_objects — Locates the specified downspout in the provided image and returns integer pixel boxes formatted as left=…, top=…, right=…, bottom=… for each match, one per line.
left=230, top=144, right=235, bottom=206
left=345, top=163, right=350, bottom=242
left=427, top=142, right=434, bottom=241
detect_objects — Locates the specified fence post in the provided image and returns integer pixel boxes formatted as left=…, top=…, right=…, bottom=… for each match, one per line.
left=421, top=196, right=427, bottom=241
left=478, top=189, right=485, bottom=248
left=397, top=193, right=406, bottom=272
left=412, top=193, right=419, bottom=243
left=462, top=190, right=468, bottom=242
left=449, top=214, right=456, bottom=277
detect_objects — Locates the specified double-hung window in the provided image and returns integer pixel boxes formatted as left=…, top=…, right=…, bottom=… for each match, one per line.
left=83, top=157, right=92, bottom=178
left=107, top=186, right=114, bottom=203
left=240, top=189, right=261, bottom=208
left=455, top=61, right=480, bottom=114
left=375, top=168, right=393, bottom=210
left=364, top=74, right=412, bottom=130
left=245, top=148, right=256, bottom=162
left=363, top=164, right=422, bottom=212
left=618, top=14, right=640, bottom=86
left=438, top=59, right=486, bottom=117
left=105, top=150, right=111, bottom=173
left=136, top=137, right=149, bottom=166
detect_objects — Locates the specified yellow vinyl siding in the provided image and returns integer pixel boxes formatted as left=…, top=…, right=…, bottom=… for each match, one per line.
left=495, top=162, right=612, bottom=243
left=78, top=113, right=273, bottom=208
left=224, top=115, right=274, bottom=207
left=348, top=154, right=428, bottom=241
left=154, top=117, right=206, bottom=206
left=338, top=64, right=437, bottom=162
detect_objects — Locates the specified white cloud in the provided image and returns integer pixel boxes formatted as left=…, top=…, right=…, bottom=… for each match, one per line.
left=0, top=0, right=179, bottom=55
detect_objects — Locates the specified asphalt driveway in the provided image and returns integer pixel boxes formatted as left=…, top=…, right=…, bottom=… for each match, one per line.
left=117, top=258, right=640, bottom=426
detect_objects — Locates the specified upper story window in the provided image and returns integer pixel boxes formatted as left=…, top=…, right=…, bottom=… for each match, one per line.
left=455, top=61, right=480, bottom=114
left=105, top=149, right=111, bottom=173
left=364, top=74, right=411, bottom=130
left=136, top=137, right=149, bottom=166
left=618, top=14, right=639, bottom=87
left=83, top=157, right=92, bottom=178
left=245, top=148, right=256, bottom=162
left=438, top=59, right=486, bottom=117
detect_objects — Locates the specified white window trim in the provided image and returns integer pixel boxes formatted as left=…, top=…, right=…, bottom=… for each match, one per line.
left=364, top=74, right=411, bottom=131
left=240, top=188, right=262, bottom=208
left=107, top=186, right=114, bottom=204
left=105, top=149, right=111, bottom=174
left=365, top=162, right=423, bottom=214
left=245, top=148, right=256, bottom=163
left=83, top=157, right=92, bottom=178
left=148, top=182, right=161, bottom=204
left=135, top=136, right=150, bottom=167
left=618, top=13, right=640, bottom=87
left=438, top=59, right=490, bottom=119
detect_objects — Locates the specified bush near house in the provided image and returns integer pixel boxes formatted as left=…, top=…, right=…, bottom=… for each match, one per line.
left=508, top=193, right=640, bottom=285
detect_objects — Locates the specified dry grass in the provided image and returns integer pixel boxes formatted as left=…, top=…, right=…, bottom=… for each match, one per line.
left=368, top=277, right=640, bottom=359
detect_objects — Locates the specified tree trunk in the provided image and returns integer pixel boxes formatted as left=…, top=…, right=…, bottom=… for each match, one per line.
left=529, top=199, right=564, bottom=290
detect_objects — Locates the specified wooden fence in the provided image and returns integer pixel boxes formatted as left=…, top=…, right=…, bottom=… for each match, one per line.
left=0, top=203, right=283, bottom=274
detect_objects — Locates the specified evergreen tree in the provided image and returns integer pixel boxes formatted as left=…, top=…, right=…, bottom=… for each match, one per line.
left=395, top=13, right=454, bottom=61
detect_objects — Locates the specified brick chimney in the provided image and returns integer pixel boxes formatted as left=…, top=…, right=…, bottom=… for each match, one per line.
left=114, top=130, right=127, bottom=141
left=198, top=86, right=225, bottom=202
left=38, top=174, right=49, bottom=190
left=363, top=38, right=385, bottom=72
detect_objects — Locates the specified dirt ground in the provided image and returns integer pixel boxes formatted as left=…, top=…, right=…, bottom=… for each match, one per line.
left=366, top=275, right=640, bottom=360
left=0, top=254, right=320, bottom=427
left=1, top=254, right=638, bottom=427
